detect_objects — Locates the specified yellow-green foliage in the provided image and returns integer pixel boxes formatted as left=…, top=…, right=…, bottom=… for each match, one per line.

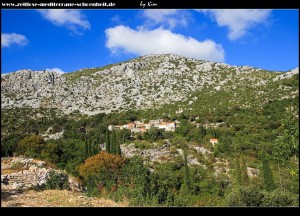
left=79, top=151, right=125, bottom=178
left=17, top=135, right=45, bottom=158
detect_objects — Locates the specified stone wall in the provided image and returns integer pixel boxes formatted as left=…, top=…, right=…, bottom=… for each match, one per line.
left=1, top=157, right=83, bottom=191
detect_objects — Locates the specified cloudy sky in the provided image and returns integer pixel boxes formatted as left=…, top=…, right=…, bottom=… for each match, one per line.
left=1, top=9, right=298, bottom=73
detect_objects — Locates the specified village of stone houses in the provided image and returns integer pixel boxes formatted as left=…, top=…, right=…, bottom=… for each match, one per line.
left=2, top=118, right=225, bottom=192
left=109, top=119, right=177, bottom=133
left=1, top=114, right=265, bottom=207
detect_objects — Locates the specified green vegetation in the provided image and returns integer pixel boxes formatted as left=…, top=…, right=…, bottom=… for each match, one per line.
left=17, top=135, right=46, bottom=158
left=1, top=65, right=298, bottom=206
left=261, top=150, right=276, bottom=191
left=45, top=170, right=70, bottom=190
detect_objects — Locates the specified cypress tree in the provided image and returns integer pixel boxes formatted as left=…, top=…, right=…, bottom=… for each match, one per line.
left=110, top=131, right=117, bottom=154
left=88, top=137, right=93, bottom=156
left=105, top=130, right=111, bottom=153
left=235, top=154, right=242, bottom=187
left=262, top=150, right=276, bottom=191
left=183, top=149, right=190, bottom=190
left=241, top=155, right=249, bottom=186
left=84, top=137, right=88, bottom=159
left=115, top=131, right=121, bottom=156
left=116, top=142, right=121, bottom=156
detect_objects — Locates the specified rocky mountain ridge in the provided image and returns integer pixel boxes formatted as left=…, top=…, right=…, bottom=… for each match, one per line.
left=1, top=54, right=298, bottom=115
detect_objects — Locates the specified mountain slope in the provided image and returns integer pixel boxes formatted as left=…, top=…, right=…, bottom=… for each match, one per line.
left=1, top=54, right=299, bottom=207
left=1, top=54, right=298, bottom=116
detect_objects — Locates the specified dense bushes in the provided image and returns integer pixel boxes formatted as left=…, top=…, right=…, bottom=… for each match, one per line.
left=262, top=190, right=298, bottom=207
left=225, top=186, right=264, bottom=206
left=78, top=150, right=233, bottom=206
left=45, top=170, right=70, bottom=190
left=79, top=151, right=125, bottom=194
left=79, top=153, right=152, bottom=201
left=143, top=127, right=164, bottom=142
left=79, top=151, right=125, bottom=178
left=225, top=187, right=298, bottom=207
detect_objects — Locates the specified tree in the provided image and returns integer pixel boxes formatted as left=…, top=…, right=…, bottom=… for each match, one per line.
left=144, top=127, right=163, bottom=142
left=88, top=137, right=93, bottom=157
left=45, top=170, right=69, bottom=190
left=176, top=119, right=191, bottom=137
left=119, top=156, right=151, bottom=204
left=52, top=123, right=62, bottom=133
left=116, top=142, right=122, bottom=156
left=273, top=113, right=299, bottom=163
left=41, top=142, right=61, bottom=163
left=117, top=129, right=131, bottom=144
left=105, top=130, right=111, bottom=153
left=17, top=135, right=45, bottom=158
left=79, top=152, right=125, bottom=192
left=241, top=155, right=249, bottom=186
left=79, top=151, right=124, bottom=178
left=235, top=155, right=242, bottom=187
left=84, top=137, right=89, bottom=159
left=110, top=130, right=117, bottom=154
left=225, top=186, right=264, bottom=207
left=261, top=150, right=276, bottom=192
left=183, top=149, right=190, bottom=190
left=58, top=139, right=86, bottom=177
left=273, top=114, right=298, bottom=191
left=1, top=133, right=23, bottom=157
left=262, top=190, right=298, bottom=207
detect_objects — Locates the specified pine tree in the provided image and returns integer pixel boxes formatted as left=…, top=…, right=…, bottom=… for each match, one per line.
left=235, top=154, right=242, bottom=187
left=105, top=130, right=111, bottom=153
left=262, top=150, right=276, bottom=191
left=241, top=155, right=249, bottom=186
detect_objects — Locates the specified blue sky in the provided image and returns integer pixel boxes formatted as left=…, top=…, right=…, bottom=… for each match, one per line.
left=1, top=9, right=299, bottom=74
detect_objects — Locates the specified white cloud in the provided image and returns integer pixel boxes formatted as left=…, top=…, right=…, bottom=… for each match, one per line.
left=111, top=15, right=121, bottom=23
left=142, top=9, right=190, bottom=29
left=105, top=25, right=224, bottom=62
left=1, top=33, right=28, bottom=48
left=46, top=68, right=65, bottom=74
left=37, top=9, right=90, bottom=34
left=199, top=9, right=271, bottom=40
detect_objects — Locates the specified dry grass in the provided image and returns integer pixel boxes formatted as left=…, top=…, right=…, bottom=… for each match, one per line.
left=1, top=189, right=128, bottom=207
left=1, top=169, right=19, bottom=175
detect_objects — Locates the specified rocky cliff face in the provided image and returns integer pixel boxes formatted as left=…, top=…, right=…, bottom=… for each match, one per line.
left=1, top=54, right=298, bottom=115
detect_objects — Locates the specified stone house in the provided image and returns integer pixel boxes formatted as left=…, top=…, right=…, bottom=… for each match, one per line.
left=210, top=138, right=218, bottom=146
left=131, top=127, right=147, bottom=133
left=157, top=122, right=176, bottom=132
left=122, top=122, right=136, bottom=129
